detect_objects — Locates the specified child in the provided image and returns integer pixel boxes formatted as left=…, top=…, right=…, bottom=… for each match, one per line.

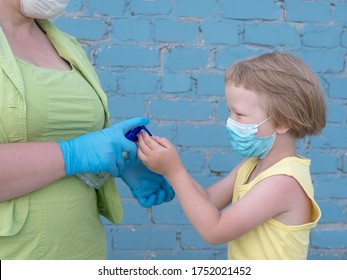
left=136, top=52, right=326, bottom=260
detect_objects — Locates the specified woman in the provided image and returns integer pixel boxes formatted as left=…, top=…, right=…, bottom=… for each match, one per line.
left=0, top=0, right=173, bottom=259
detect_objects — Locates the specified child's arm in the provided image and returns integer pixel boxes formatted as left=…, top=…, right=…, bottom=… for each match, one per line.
left=137, top=133, right=299, bottom=244
left=137, top=133, right=239, bottom=210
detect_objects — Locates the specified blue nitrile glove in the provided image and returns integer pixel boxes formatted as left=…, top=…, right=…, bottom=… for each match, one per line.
left=58, top=117, right=150, bottom=177
left=120, top=158, right=175, bottom=207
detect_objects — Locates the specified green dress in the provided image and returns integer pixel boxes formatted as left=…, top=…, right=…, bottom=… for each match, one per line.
left=0, top=59, right=107, bottom=259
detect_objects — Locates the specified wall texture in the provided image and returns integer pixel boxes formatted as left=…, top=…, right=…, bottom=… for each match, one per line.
left=55, top=0, right=347, bottom=260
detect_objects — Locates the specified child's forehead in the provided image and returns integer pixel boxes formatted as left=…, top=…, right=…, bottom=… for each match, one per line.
left=225, top=83, right=261, bottom=107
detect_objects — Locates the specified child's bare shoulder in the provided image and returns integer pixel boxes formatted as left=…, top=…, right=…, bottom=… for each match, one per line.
left=255, top=174, right=309, bottom=213
left=257, top=174, right=303, bottom=195
left=257, top=174, right=311, bottom=224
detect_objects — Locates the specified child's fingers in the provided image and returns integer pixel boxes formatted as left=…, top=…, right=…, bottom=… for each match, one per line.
left=153, top=136, right=171, bottom=148
left=137, top=146, right=153, bottom=169
left=136, top=145, right=146, bottom=160
left=137, top=133, right=159, bottom=157
left=139, top=131, right=158, bottom=150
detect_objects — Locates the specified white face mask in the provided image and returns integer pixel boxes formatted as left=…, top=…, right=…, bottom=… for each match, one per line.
left=20, top=0, right=69, bottom=19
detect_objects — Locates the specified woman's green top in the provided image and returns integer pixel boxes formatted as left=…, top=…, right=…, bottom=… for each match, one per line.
left=0, top=20, right=123, bottom=259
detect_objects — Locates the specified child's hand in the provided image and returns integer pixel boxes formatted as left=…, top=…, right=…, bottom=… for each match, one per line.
left=137, top=132, right=183, bottom=178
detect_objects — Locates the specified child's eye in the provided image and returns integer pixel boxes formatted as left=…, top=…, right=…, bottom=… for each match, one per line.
left=232, top=111, right=242, bottom=117
left=227, top=107, right=244, bottom=118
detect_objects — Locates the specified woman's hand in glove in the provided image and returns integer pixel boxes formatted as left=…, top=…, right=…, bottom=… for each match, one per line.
left=58, top=117, right=149, bottom=177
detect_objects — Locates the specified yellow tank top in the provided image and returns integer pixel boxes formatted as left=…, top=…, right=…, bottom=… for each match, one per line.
left=228, top=156, right=321, bottom=260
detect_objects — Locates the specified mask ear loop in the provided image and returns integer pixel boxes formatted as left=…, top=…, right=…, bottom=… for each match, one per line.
left=256, top=117, right=271, bottom=128
left=257, top=117, right=278, bottom=137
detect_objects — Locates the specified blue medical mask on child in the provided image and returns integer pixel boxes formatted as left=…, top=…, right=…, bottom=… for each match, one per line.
left=21, top=0, right=69, bottom=19
left=226, top=117, right=276, bottom=158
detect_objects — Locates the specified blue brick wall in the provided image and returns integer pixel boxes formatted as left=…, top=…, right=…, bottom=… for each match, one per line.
left=55, top=0, right=347, bottom=260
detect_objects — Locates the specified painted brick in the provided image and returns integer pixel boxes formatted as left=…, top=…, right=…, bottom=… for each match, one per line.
left=144, top=123, right=176, bottom=141
left=164, top=47, right=209, bottom=69
left=215, top=47, right=265, bottom=70
left=129, top=0, right=172, bottom=15
left=107, top=249, right=157, bottom=260
left=314, top=175, right=347, bottom=199
left=174, top=0, right=216, bottom=18
left=111, top=19, right=153, bottom=41
left=154, top=20, right=199, bottom=43
left=318, top=201, right=344, bottom=223
left=342, top=31, right=347, bottom=47
left=147, top=250, right=227, bottom=260
left=64, top=0, right=82, bottom=12
left=161, top=72, right=192, bottom=93
left=311, top=229, right=347, bottom=248
left=311, top=126, right=347, bottom=149
left=109, top=249, right=227, bottom=260
left=221, top=0, right=280, bottom=20
left=301, top=26, right=341, bottom=48
left=180, top=152, right=206, bottom=173
left=209, top=152, right=245, bottom=173
left=216, top=102, right=229, bottom=121
left=327, top=102, right=345, bottom=123
left=151, top=201, right=190, bottom=225
left=309, top=152, right=339, bottom=174
left=298, top=50, right=345, bottom=73
left=95, top=45, right=159, bottom=67
left=112, top=227, right=178, bottom=250
left=97, top=71, right=120, bottom=93
left=88, top=0, right=125, bottom=16
left=329, top=77, right=347, bottom=99
left=149, top=99, right=212, bottom=121
left=55, top=17, right=106, bottom=40
left=123, top=71, right=158, bottom=93
left=108, top=95, right=147, bottom=119
left=308, top=250, right=346, bottom=260
left=286, top=0, right=330, bottom=23
left=194, top=73, right=225, bottom=96
left=177, top=125, right=229, bottom=147
left=120, top=202, right=153, bottom=225
left=333, top=2, right=347, bottom=24
left=244, top=24, right=300, bottom=47
left=202, top=21, right=239, bottom=45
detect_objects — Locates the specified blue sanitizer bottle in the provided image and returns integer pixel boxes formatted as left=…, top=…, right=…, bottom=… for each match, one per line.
left=76, top=125, right=152, bottom=189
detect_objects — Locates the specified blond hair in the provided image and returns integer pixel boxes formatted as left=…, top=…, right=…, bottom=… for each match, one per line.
left=224, top=52, right=327, bottom=138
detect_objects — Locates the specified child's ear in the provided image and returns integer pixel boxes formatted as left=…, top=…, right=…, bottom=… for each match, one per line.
left=275, top=125, right=290, bottom=135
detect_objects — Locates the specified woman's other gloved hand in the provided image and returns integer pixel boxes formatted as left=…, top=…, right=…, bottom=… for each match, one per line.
left=120, top=158, right=175, bottom=207
left=58, top=117, right=149, bottom=177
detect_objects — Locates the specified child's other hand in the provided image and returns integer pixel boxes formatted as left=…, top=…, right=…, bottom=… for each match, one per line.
left=137, top=132, right=183, bottom=178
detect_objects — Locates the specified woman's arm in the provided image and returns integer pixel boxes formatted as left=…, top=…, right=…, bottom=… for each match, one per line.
left=0, top=142, right=66, bottom=201
left=0, top=117, right=152, bottom=201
